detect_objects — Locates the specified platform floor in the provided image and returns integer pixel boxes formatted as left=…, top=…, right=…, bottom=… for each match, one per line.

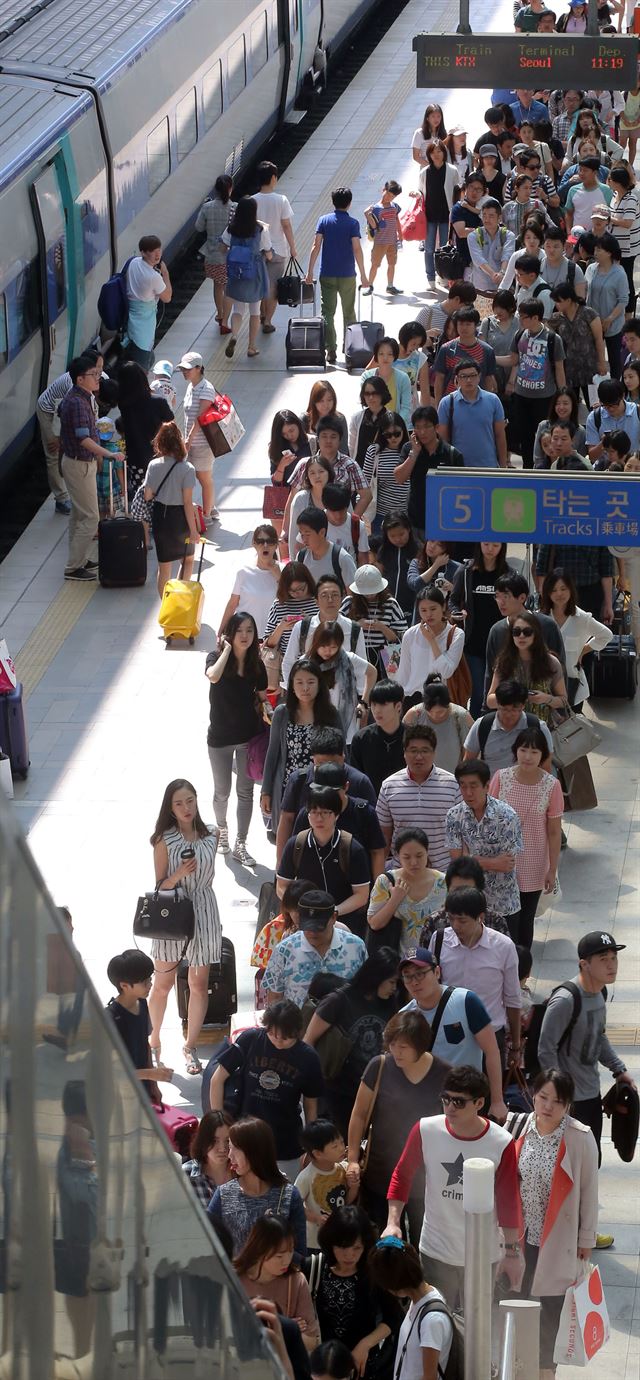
left=1, top=0, right=638, bottom=1370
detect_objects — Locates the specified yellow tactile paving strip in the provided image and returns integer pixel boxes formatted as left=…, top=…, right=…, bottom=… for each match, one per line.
left=14, top=581, right=97, bottom=698
left=11, top=2, right=459, bottom=699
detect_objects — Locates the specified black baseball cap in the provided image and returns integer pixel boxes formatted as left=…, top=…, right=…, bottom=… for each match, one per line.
left=298, top=889, right=336, bottom=931
left=578, top=930, right=626, bottom=959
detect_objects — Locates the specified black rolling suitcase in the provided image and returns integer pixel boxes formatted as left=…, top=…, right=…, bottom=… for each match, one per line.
left=175, top=936, right=238, bottom=1031
left=286, top=284, right=326, bottom=370
left=344, top=287, right=384, bottom=372
left=590, top=633, right=637, bottom=700
left=98, top=458, right=147, bottom=588
left=0, top=681, right=29, bottom=779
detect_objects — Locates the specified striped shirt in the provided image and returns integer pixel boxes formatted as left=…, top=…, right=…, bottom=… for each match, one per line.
left=263, top=597, right=319, bottom=647
left=37, top=371, right=73, bottom=414
left=362, top=444, right=410, bottom=516
left=611, top=189, right=640, bottom=258
left=376, top=766, right=461, bottom=871
left=339, top=595, right=407, bottom=653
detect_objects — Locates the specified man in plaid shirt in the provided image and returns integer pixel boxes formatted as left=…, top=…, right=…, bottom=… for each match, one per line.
left=552, top=90, right=585, bottom=147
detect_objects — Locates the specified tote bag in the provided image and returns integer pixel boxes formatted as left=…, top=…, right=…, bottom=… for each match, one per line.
left=399, top=192, right=427, bottom=242
left=554, top=1265, right=610, bottom=1366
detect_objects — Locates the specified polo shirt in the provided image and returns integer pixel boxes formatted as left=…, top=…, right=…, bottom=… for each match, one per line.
left=280, top=763, right=377, bottom=816
left=565, top=182, right=614, bottom=225
left=315, top=210, right=361, bottom=278
left=376, top=766, right=461, bottom=871
left=509, top=97, right=549, bottom=126
left=292, top=799, right=385, bottom=865
left=585, top=400, right=640, bottom=452
left=437, top=389, right=504, bottom=468
left=464, top=711, right=554, bottom=774
left=401, top=987, right=490, bottom=1068
left=59, top=385, right=100, bottom=459
left=444, top=797, right=523, bottom=917
left=261, top=927, right=367, bottom=1007
left=427, top=926, right=521, bottom=1030
left=277, top=828, right=371, bottom=910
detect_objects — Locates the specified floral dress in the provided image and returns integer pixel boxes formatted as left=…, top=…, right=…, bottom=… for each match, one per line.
left=152, top=826, right=221, bottom=967
left=284, top=722, right=312, bottom=783
left=367, top=870, right=447, bottom=956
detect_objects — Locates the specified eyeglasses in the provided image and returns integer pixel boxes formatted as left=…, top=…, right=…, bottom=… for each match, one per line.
left=513, top=626, right=534, bottom=638
left=402, top=967, right=432, bottom=983
left=441, top=1094, right=473, bottom=1108
left=363, top=389, right=378, bottom=397
left=81, top=370, right=100, bottom=379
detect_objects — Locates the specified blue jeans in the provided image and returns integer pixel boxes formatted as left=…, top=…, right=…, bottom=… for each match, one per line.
left=466, top=652, right=487, bottom=719
left=424, top=221, right=449, bottom=281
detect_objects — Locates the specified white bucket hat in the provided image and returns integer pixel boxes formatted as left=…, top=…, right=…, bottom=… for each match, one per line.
left=349, top=566, right=388, bottom=597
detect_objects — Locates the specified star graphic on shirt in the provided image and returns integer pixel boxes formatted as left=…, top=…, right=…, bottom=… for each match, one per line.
left=441, top=1153, right=465, bottom=1187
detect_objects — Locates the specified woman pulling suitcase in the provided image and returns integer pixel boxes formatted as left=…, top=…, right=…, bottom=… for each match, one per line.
left=143, top=422, right=200, bottom=597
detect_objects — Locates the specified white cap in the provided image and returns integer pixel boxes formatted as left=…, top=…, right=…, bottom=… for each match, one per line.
left=177, top=351, right=204, bottom=370
left=152, top=359, right=174, bottom=378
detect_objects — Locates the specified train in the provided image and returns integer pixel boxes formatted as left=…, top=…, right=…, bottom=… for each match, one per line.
left=0, top=0, right=384, bottom=484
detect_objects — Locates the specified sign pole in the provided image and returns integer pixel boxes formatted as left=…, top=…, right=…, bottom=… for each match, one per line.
left=587, top=0, right=599, bottom=35
left=457, top=0, right=472, bottom=35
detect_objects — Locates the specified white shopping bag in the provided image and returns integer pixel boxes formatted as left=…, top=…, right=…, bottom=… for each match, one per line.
left=536, top=875, right=562, bottom=916
left=554, top=1265, right=610, bottom=1366
left=0, top=639, right=17, bottom=693
left=0, top=754, right=13, bottom=799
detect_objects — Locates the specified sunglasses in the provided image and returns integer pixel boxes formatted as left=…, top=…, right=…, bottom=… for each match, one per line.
left=258, top=540, right=276, bottom=547
left=441, top=1094, right=473, bottom=1109
left=383, top=430, right=403, bottom=439
left=513, top=626, right=534, bottom=638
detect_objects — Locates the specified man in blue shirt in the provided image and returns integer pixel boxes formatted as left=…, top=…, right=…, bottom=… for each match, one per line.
left=306, top=187, right=369, bottom=363
left=437, top=361, right=508, bottom=468
left=509, top=89, right=549, bottom=128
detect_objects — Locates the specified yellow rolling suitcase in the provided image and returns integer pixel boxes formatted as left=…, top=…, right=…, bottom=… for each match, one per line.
left=159, top=542, right=205, bottom=645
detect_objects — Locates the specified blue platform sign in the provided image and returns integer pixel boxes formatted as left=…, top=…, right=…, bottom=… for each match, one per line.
left=425, top=469, right=640, bottom=546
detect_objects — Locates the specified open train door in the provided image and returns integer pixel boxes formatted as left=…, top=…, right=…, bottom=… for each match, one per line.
left=30, top=155, right=77, bottom=392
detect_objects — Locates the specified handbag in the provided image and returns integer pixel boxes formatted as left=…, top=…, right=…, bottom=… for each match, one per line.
left=315, top=1024, right=355, bottom=1081
left=558, top=755, right=598, bottom=812
left=0, top=639, right=17, bottom=694
left=553, top=1265, right=610, bottom=1366
left=445, top=625, right=472, bottom=708
left=260, top=640, right=283, bottom=691
left=551, top=703, right=600, bottom=768
left=246, top=723, right=271, bottom=782
left=199, top=395, right=245, bottom=457
left=536, top=874, right=562, bottom=916
left=276, top=256, right=315, bottom=307
left=359, top=1055, right=385, bottom=1173
left=262, top=484, right=289, bottom=520
left=361, top=446, right=379, bottom=526
left=434, top=239, right=465, bottom=283
left=399, top=192, right=427, bottom=242
left=133, top=884, right=195, bottom=943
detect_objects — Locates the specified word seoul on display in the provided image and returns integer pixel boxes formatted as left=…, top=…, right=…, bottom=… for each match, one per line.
left=413, top=33, right=639, bottom=87
left=425, top=471, right=640, bottom=546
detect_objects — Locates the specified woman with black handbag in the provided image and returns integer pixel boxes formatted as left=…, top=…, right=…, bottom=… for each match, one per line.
left=147, top=778, right=221, bottom=1076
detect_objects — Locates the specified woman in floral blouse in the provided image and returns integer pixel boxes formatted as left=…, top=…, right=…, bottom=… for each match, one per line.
left=367, top=828, right=446, bottom=957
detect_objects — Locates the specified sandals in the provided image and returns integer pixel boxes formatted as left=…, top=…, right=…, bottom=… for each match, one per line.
left=183, top=1045, right=202, bottom=1076
left=247, top=347, right=260, bottom=357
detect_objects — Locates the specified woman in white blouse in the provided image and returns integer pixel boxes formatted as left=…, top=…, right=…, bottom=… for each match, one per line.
left=540, top=569, right=613, bottom=707
left=396, top=587, right=465, bottom=698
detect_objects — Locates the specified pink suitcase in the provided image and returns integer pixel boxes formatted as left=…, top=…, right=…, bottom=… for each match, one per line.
left=153, top=1101, right=198, bottom=1157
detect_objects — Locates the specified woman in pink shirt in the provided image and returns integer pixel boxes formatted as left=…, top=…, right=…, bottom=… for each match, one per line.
left=489, top=726, right=563, bottom=950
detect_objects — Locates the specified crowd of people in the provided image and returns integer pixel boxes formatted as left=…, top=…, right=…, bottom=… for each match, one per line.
left=35, top=28, right=640, bottom=1380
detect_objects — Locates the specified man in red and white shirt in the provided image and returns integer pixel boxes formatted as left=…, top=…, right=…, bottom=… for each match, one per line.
left=385, top=1065, right=522, bottom=1309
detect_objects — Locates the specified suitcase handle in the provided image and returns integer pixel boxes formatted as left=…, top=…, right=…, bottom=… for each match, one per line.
left=357, top=284, right=375, bottom=322
left=180, top=539, right=206, bottom=583
left=299, top=280, right=317, bottom=317
left=106, top=453, right=129, bottom=517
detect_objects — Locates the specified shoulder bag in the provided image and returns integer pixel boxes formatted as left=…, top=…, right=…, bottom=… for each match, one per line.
left=399, top=192, right=427, bottom=242
left=445, top=624, right=472, bottom=709
left=133, top=881, right=195, bottom=943
left=277, top=256, right=315, bottom=307
left=550, top=702, right=601, bottom=768
left=359, top=1054, right=385, bottom=1173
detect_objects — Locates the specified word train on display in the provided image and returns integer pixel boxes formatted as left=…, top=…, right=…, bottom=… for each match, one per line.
left=425, top=471, right=640, bottom=545
left=413, top=33, right=639, bottom=87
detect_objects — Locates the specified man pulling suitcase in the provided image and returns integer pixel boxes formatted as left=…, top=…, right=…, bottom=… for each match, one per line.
left=305, top=186, right=369, bottom=364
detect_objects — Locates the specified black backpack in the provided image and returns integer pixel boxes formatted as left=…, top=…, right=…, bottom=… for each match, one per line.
left=394, top=1296, right=464, bottom=1380
left=292, top=828, right=352, bottom=877
left=299, top=614, right=359, bottom=654
left=593, top=401, right=640, bottom=433
left=476, top=711, right=541, bottom=758
left=523, top=980, right=586, bottom=1079
left=299, top=543, right=345, bottom=591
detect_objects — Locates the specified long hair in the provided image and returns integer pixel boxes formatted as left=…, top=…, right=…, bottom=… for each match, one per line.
left=229, top=1117, right=286, bottom=1187
left=220, top=611, right=262, bottom=683
left=547, top=387, right=580, bottom=428
left=150, top=779, right=211, bottom=844
left=346, top=948, right=398, bottom=998
left=214, top=173, right=233, bottom=204
left=276, top=561, right=317, bottom=602
left=229, top=195, right=259, bottom=239
left=154, top=421, right=187, bottom=460
left=268, top=409, right=309, bottom=464
left=379, top=511, right=418, bottom=563
left=444, top=130, right=467, bottom=162
left=344, top=588, right=387, bottom=619
left=117, top=360, right=151, bottom=406
left=378, top=411, right=409, bottom=447
left=306, top=381, right=339, bottom=430
left=308, top=619, right=345, bottom=659
left=301, top=455, right=334, bottom=491
left=471, top=543, right=510, bottom=575
left=416, top=538, right=452, bottom=573
left=234, top=1216, right=297, bottom=1279
left=494, top=609, right=558, bottom=683
left=421, top=103, right=446, bottom=139
left=539, top=568, right=578, bottom=617
left=190, top=1110, right=231, bottom=1168
left=285, top=656, right=338, bottom=725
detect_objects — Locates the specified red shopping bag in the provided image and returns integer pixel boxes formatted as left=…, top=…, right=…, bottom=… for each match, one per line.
left=0, top=640, right=17, bottom=694
left=199, top=395, right=245, bottom=457
left=399, top=192, right=427, bottom=242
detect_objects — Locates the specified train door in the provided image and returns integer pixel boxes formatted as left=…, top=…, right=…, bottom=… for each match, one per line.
left=29, top=156, right=76, bottom=391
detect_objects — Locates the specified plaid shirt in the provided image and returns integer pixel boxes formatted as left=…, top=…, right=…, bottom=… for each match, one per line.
left=182, top=1160, right=216, bottom=1209
left=534, top=544, right=614, bottom=585
left=552, top=112, right=573, bottom=146
left=59, top=385, right=99, bottom=459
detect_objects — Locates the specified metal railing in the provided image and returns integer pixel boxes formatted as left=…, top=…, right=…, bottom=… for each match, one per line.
left=0, top=786, right=286, bottom=1379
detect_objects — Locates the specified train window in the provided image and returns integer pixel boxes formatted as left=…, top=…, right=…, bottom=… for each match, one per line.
left=14, top=262, right=40, bottom=350
left=147, top=118, right=171, bottom=196
left=203, top=60, right=223, bottom=129
left=176, top=89, right=198, bottom=161
left=0, top=293, right=7, bottom=371
left=251, top=12, right=268, bottom=72
left=227, top=35, right=246, bottom=103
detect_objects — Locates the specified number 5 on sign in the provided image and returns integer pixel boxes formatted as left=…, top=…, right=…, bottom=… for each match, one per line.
left=439, top=484, right=485, bottom=532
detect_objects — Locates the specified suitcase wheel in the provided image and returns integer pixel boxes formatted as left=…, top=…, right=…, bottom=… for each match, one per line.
left=189, top=636, right=195, bottom=646
left=165, top=637, right=172, bottom=647
left=16, top=767, right=29, bottom=781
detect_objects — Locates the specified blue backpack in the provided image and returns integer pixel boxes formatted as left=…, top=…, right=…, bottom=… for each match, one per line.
left=97, top=257, right=134, bottom=332
left=226, top=240, right=259, bottom=283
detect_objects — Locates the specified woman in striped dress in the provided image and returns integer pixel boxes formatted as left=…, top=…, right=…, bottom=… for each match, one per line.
left=148, top=778, right=221, bottom=1076
left=262, top=563, right=318, bottom=690
left=362, top=412, right=410, bottom=535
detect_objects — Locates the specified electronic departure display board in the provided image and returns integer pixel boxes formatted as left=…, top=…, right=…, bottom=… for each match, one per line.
left=413, top=33, right=639, bottom=88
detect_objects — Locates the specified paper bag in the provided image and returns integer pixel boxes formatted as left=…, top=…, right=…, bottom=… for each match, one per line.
left=0, top=639, right=17, bottom=694
left=553, top=1265, right=610, bottom=1366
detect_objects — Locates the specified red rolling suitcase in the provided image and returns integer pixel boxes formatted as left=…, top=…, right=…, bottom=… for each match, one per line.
left=98, top=458, right=147, bottom=588
left=0, top=681, right=29, bottom=779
